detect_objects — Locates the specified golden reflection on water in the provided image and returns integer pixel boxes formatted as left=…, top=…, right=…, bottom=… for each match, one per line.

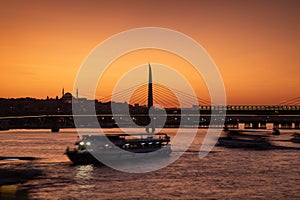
left=0, top=185, right=18, bottom=199
left=75, top=165, right=95, bottom=189
left=0, top=129, right=299, bottom=199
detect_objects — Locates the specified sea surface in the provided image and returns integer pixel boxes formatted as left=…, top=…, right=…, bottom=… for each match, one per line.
left=0, top=128, right=299, bottom=200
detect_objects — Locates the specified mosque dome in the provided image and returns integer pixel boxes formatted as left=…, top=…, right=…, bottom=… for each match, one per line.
left=62, top=92, right=73, bottom=103
left=63, top=92, right=73, bottom=99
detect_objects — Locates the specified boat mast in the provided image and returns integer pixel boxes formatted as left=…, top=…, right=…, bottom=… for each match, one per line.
left=146, top=63, right=155, bottom=134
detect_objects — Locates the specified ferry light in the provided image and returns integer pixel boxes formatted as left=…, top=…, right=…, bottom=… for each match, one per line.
left=86, top=142, right=91, bottom=146
left=79, top=141, right=84, bottom=146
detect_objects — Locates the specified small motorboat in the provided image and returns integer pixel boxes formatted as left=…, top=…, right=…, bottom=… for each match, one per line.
left=291, top=133, right=300, bottom=143
left=217, top=130, right=273, bottom=150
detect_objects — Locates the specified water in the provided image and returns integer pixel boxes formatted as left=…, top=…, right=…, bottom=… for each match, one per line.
left=0, top=129, right=299, bottom=199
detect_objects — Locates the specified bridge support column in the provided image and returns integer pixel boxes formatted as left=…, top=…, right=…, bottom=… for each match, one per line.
left=281, top=123, right=292, bottom=129
left=232, top=122, right=239, bottom=129
left=224, top=123, right=238, bottom=129
left=50, top=117, right=60, bottom=132
left=259, top=122, right=266, bottom=129
left=0, top=120, right=9, bottom=130
left=252, top=122, right=259, bottom=129
left=224, top=124, right=229, bottom=130
left=244, top=122, right=251, bottom=129
left=273, top=123, right=279, bottom=129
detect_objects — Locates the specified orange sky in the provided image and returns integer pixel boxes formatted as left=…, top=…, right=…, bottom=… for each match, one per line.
left=0, top=0, right=299, bottom=105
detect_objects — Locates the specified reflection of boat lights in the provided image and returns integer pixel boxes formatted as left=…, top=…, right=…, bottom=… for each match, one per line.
left=79, top=141, right=85, bottom=145
left=86, top=142, right=91, bottom=146
left=75, top=165, right=94, bottom=188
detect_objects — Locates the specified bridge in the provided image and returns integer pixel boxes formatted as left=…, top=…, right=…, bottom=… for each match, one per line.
left=0, top=65, right=299, bottom=132
left=0, top=105, right=299, bottom=132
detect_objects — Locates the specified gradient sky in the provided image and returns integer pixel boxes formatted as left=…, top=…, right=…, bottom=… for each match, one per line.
left=0, top=0, right=299, bottom=105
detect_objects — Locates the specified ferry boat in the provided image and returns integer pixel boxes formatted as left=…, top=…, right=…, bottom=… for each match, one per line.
left=217, top=130, right=273, bottom=150
left=65, top=64, right=172, bottom=165
left=65, top=133, right=171, bottom=165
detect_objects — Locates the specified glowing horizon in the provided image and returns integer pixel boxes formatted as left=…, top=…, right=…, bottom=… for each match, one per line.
left=0, top=0, right=299, bottom=105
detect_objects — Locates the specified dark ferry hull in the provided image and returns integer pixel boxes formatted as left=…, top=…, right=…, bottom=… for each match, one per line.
left=65, top=146, right=172, bottom=165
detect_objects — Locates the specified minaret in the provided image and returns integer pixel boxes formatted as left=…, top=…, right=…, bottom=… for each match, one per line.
left=76, top=88, right=78, bottom=99
left=62, top=88, right=65, bottom=98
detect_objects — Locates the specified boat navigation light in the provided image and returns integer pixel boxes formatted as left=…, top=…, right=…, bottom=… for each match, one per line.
left=141, top=142, right=145, bottom=145
left=79, top=141, right=85, bottom=146
left=125, top=143, right=130, bottom=146
left=148, top=142, right=153, bottom=145
left=156, top=142, right=160, bottom=144
left=86, top=142, right=91, bottom=146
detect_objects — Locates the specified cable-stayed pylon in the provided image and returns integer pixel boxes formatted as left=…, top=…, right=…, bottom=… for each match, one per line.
left=96, top=82, right=210, bottom=108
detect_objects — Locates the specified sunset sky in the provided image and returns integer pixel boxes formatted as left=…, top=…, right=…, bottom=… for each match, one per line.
left=0, top=0, right=299, bottom=105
